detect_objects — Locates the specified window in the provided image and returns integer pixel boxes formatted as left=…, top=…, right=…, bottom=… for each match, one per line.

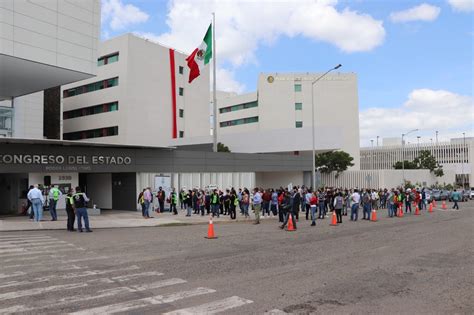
left=220, top=116, right=259, bottom=128
left=294, top=84, right=302, bottom=92
left=179, top=131, right=184, bottom=138
left=295, top=121, right=303, bottom=128
left=97, top=52, right=119, bottom=66
left=179, top=109, right=184, bottom=118
left=179, top=87, right=184, bottom=96
left=63, top=102, right=119, bottom=120
left=63, top=126, right=118, bottom=140
left=63, top=77, right=119, bottom=98
left=219, top=101, right=258, bottom=114
left=178, top=66, right=184, bottom=74
left=295, top=102, right=302, bottom=110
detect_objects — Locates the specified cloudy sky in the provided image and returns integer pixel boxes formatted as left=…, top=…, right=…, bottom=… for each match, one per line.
left=100, top=0, right=473, bottom=146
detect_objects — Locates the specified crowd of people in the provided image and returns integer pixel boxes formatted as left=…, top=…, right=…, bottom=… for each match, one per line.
left=137, top=185, right=463, bottom=230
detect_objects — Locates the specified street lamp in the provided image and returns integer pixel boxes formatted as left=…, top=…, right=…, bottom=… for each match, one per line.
left=311, top=64, right=342, bottom=190
left=371, top=139, right=374, bottom=170
left=462, top=132, right=466, bottom=189
left=402, top=129, right=418, bottom=187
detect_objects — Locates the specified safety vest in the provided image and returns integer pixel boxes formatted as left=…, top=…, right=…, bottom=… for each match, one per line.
left=211, top=194, right=218, bottom=204
left=52, top=188, right=60, bottom=201
left=234, top=197, right=239, bottom=206
left=171, top=193, right=177, bottom=204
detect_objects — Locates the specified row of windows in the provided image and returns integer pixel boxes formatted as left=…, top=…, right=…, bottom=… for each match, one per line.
left=63, top=126, right=118, bottom=141
left=219, top=101, right=258, bottom=114
left=220, top=116, right=259, bottom=128
left=98, top=53, right=119, bottom=66
left=63, top=77, right=119, bottom=98
left=63, top=102, right=118, bottom=120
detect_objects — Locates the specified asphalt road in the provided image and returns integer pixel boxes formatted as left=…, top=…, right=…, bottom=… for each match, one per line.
left=0, top=203, right=473, bottom=314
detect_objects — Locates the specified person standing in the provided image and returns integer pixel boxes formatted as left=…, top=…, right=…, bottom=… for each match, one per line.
left=26, top=185, right=34, bottom=220
left=451, top=189, right=461, bottom=210
left=65, top=188, right=76, bottom=231
left=169, top=188, right=178, bottom=214
left=362, top=189, right=371, bottom=220
left=305, top=189, right=312, bottom=220
left=229, top=189, right=237, bottom=220
left=210, top=189, right=220, bottom=218
left=310, top=191, right=318, bottom=226
left=48, top=185, right=62, bottom=221
left=318, top=189, right=326, bottom=219
left=156, top=187, right=165, bottom=213
left=350, top=189, right=360, bottom=221
left=252, top=188, right=262, bottom=224
left=73, top=187, right=92, bottom=232
left=242, top=190, right=250, bottom=218
left=143, top=187, right=152, bottom=218
left=292, top=187, right=301, bottom=221
left=333, top=192, right=344, bottom=223
left=138, top=189, right=146, bottom=217
left=185, top=189, right=193, bottom=217
left=280, top=191, right=296, bottom=230
left=27, top=185, right=44, bottom=222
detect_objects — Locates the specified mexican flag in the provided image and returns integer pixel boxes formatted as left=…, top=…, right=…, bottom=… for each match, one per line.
left=186, top=24, right=212, bottom=83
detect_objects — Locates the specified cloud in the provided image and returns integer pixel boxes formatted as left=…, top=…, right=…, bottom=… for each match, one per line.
left=359, top=89, right=474, bottom=146
left=390, top=3, right=441, bottom=23
left=447, top=0, right=474, bottom=12
left=102, top=0, right=149, bottom=31
left=215, top=68, right=245, bottom=94
left=138, top=0, right=384, bottom=94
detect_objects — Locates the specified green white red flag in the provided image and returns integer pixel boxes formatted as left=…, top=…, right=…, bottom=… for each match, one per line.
left=186, top=24, right=212, bottom=83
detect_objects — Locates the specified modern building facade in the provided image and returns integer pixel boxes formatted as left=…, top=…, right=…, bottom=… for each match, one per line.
left=172, top=72, right=360, bottom=169
left=360, top=137, right=474, bottom=187
left=61, top=34, right=210, bottom=146
left=0, top=0, right=100, bottom=139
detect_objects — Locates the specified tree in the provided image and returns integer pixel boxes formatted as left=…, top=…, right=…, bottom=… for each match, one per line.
left=315, top=151, right=354, bottom=178
left=393, top=150, right=444, bottom=177
left=217, top=142, right=230, bottom=152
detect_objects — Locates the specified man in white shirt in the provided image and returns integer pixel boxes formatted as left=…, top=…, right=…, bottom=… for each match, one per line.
left=27, top=185, right=44, bottom=222
left=350, top=189, right=361, bottom=221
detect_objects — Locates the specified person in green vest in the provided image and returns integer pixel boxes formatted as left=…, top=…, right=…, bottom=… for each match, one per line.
left=210, top=189, right=220, bottom=218
left=48, top=184, right=62, bottom=221
left=170, top=188, right=178, bottom=215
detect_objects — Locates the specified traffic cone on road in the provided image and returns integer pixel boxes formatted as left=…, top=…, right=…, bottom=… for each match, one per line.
left=330, top=211, right=338, bottom=226
left=429, top=203, right=433, bottom=213
left=398, top=206, right=404, bottom=218
left=370, top=209, right=378, bottom=222
left=414, top=206, right=420, bottom=215
left=442, top=201, right=447, bottom=209
left=286, top=214, right=296, bottom=231
left=205, top=216, right=217, bottom=239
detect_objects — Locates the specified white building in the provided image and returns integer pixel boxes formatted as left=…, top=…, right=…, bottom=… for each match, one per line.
left=360, top=137, right=474, bottom=188
left=61, top=34, right=210, bottom=146
left=0, top=0, right=100, bottom=139
left=173, top=72, right=360, bottom=169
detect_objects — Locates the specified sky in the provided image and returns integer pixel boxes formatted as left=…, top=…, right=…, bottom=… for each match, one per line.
left=100, top=0, right=473, bottom=146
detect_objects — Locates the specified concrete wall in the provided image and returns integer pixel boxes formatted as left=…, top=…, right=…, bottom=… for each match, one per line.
left=319, top=169, right=456, bottom=189
left=256, top=171, right=304, bottom=189
left=12, top=92, right=44, bottom=139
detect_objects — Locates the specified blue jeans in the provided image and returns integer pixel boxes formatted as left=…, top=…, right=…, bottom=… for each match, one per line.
left=143, top=200, right=150, bottom=217
left=388, top=204, right=395, bottom=217
left=363, top=203, right=371, bottom=219
left=187, top=206, right=192, bottom=216
left=31, top=198, right=43, bottom=222
left=76, top=207, right=90, bottom=231
left=311, top=206, right=317, bottom=224
left=49, top=199, right=57, bottom=220
left=351, top=203, right=359, bottom=221
left=211, top=204, right=220, bottom=217
left=319, top=202, right=326, bottom=218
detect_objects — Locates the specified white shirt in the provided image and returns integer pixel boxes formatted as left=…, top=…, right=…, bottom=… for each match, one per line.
left=351, top=192, right=361, bottom=204
left=27, top=188, right=44, bottom=203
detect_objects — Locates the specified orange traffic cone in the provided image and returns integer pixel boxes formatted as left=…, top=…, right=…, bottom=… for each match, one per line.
left=205, top=216, right=217, bottom=239
left=398, top=205, right=404, bottom=218
left=415, top=206, right=420, bottom=215
left=330, top=211, right=338, bottom=226
left=429, top=203, right=433, bottom=213
left=442, top=201, right=447, bottom=209
left=370, top=209, right=377, bottom=222
left=286, top=214, right=296, bottom=231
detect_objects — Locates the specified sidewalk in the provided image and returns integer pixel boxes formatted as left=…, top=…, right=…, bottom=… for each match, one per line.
left=0, top=210, right=278, bottom=232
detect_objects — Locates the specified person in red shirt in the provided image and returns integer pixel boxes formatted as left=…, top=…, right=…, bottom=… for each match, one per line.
left=310, top=190, right=318, bottom=226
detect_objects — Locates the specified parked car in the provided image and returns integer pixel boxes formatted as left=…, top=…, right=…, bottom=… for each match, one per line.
left=432, top=190, right=441, bottom=201
left=462, top=190, right=470, bottom=202
left=470, top=189, right=474, bottom=200
left=440, top=190, right=450, bottom=200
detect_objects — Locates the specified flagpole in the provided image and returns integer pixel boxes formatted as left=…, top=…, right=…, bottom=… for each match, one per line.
left=212, top=12, right=217, bottom=152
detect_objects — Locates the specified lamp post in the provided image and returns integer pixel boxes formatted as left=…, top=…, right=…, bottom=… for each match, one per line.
left=401, top=129, right=418, bottom=187
left=371, top=139, right=374, bottom=169
left=311, top=64, right=342, bottom=190
left=462, top=132, right=466, bottom=189
left=376, top=136, right=379, bottom=169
